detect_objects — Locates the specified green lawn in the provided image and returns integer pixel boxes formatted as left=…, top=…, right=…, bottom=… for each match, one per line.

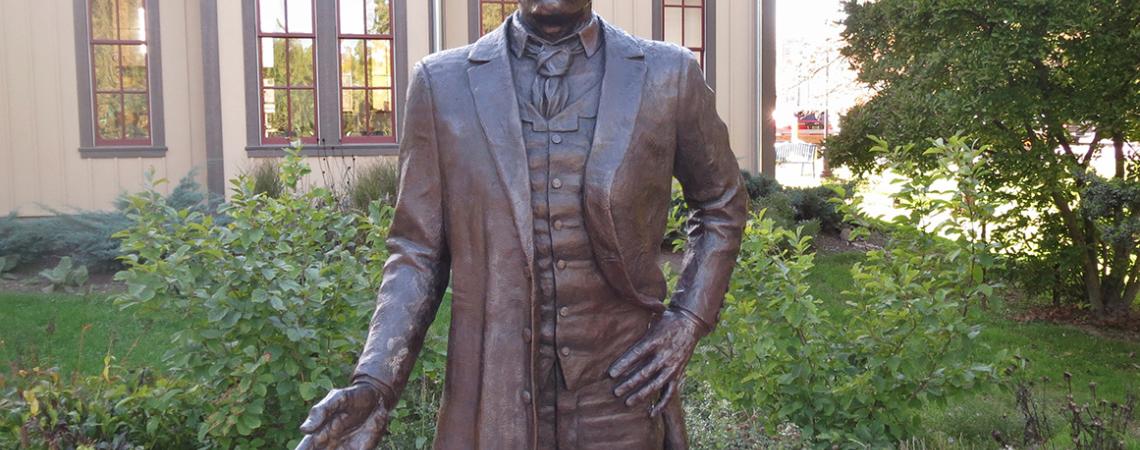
left=2, top=251, right=1137, bottom=446
left=0, top=291, right=177, bottom=376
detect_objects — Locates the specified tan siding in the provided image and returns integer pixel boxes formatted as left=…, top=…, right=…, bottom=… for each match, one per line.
left=718, top=0, right=758, bottom=171
left=442, top=0, right=469, bottom=49
left=0, top=0, right=208, bottom=217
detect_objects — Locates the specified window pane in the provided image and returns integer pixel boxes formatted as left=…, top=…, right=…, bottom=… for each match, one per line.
left=342, top=89, right=366, bottom=137
left=291, top=90, right=316, bottom=138
left=288, top=38, right=314, bottom=86
left=96, top=94, right=123, bottom=140
left=260, top=0, right=286, bottom=33
left=366, top=0, right=390, bottom=35
left=123, top=93, right=149, bottom=139
left=684, top=0, right=702, bottom=5
left=118, top=0, right=146, bottom=41
left=664, top=0, right=684, bottom=5
left=121, top=44, right=148, bottom=91
left=263, top=89, right=288, bottom=137
left=261, top=38, right=288, bottom=87
left=91, top=0, right=117, bottom=40
left=684, top=7, right=703, bottom=48
left=339, top=0, right=365, bottom=35
left=286, top=0, right=313, bottom=33
left=93, top=45, right=121, bottom=91
left=368, top=40, right=392, bottom=88
left=481, top=4, right=502, bottom=33
left=664, top=8, right=682, bottom=44
left=340, top=39, right=366, bottom=87
left=368, top=89, right=393, bottom=136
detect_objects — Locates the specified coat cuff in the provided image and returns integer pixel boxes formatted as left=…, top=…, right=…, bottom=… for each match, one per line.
left=351, top=373, right=399, bottom=410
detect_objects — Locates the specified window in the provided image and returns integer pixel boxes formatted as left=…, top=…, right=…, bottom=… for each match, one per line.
left=478, top=0, right=516, bottom=36
left=244, top=0, right=406, bottom=154
left=82, top=0, right=164, bottom=152
left=257, top=0, right=317, bottom=144
left=662, top=0, right=705, bottom=67
left=338, top=0, right=396, bottom=143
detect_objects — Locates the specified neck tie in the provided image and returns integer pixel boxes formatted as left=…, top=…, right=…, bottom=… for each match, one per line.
left=524, top=38, right=585, bottom=118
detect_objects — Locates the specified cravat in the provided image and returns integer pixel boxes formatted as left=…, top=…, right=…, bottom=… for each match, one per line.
left=524, top=38, right=585, bottom=118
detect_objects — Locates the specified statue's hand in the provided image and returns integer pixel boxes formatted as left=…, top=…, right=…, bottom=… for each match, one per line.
left=296, top=383, right=389, bottom=450
left=608, top=308, right=706, bottom=417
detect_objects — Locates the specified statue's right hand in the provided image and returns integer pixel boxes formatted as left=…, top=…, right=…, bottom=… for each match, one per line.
left=296, top=384, right=389, bottom=450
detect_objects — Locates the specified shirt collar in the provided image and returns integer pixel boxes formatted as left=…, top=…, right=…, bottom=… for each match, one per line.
left=509, top=12, right=602, bottom=59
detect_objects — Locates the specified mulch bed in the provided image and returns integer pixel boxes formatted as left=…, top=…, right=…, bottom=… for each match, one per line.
left=1009, top=304, right=1140, bottom=339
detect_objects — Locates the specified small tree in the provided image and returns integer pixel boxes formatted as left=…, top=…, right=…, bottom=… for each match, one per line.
left=831, top=0, right=1140, bottom=319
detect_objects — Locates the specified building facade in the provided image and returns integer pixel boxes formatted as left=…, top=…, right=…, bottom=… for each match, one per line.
left=0, top=0, right=771, bottom=217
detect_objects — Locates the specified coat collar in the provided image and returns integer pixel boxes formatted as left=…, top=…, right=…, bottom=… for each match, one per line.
left=466, top=18, right=646, bottom=283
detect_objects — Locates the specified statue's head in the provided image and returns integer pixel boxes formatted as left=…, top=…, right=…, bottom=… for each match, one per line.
left=518, top=0, right=592, bottom=39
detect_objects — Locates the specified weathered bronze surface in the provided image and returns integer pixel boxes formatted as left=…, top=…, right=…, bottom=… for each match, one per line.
left=297, top=1, right=747, bottom=448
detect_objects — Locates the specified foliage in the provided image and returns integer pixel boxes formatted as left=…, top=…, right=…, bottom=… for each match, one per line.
left=113, top=142, right=393, bottom=448
left=38, top=257, right=89, bottom=294
left=247, top=159, right=284, bottom=199
left=0, top=174, right=208, bottom=272
left=688, top=137, right=1003, bottom=446
left=787, top=185, right=846, bottom=235
left=740, top=170, right=783, bottom=201
left=834, top=0, right=1140, bottom=318
left=0, top=360, right=204, bottom=450
left=348, top=160, right=400, bottom=212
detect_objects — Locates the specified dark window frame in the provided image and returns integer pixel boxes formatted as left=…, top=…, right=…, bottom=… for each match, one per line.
left=256, top=0, right=320, bottom=145
left=654, top=0, right=716, bottom=90
left=336, top=0, right=398, bottom=145
left=73, top=0, right=166, bottom=158
left=242, top=0, right=408, bottom=157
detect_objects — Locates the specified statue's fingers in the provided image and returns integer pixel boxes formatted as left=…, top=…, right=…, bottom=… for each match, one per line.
left=649, top=379, right=679, bottom=418
left=614, top=355, right=665, bottom=398
left=312, top=412, right=353, bottom=447
left=608, top=338, right=656, bottom=379
left=339, top=407, right=390, bottom=449
left=294, top=434, right=317, bottom=450
left=624, top=366, right=671, bottom=407
left=300, top=390, right=345, bottom=433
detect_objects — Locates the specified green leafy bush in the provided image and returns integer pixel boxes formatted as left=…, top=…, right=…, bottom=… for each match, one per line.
left=0, top=359, right=204, bottom=450
left=247, top=159, right=284, bottom=199
left=38, top=256, right=89, bottom=293
left=114, top=143, right=393, bottom=448
left=348, top=160, right=401, bottom=212
left=740, top=170, right=783, bottom=200
left=688, top=137, right=1004, bottom=446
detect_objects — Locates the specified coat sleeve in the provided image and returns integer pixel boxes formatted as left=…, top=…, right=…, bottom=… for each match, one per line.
left=669, top=53, right=749, bottom=333
left=352, top=62, right=451, bottom=407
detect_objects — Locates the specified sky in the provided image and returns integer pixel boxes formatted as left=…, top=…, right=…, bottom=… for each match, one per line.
left=773, top=0, right=868, bottom=128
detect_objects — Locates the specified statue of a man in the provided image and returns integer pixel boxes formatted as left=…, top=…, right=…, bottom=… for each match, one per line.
left=297, top=0, right=747, bottom=448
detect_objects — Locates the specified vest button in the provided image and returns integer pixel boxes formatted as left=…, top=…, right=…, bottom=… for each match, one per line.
left=559, top=306, right=569, bottom=317
left=522, top=328, right=532, bottom=342
left=551, top=134, right=563, bottom=144
left=556, top=260, right=567, bottom=270
left=551, top=178, right=563, bottom=189
left=560, top=347, right=571, bottom=357
left=521, top=390, right=532, bottom=403
left=553, top=219, right=564, bottom=230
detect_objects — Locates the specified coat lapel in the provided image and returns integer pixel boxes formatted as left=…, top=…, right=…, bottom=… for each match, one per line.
left=467, top=23, right=535, bottom=277
left=583, top=21, right=659, bottom=308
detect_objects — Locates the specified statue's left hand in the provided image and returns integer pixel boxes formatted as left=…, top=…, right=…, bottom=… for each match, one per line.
left=608, top=309, right=706, bottom=417
left=295, top=384, right=390, bottom=450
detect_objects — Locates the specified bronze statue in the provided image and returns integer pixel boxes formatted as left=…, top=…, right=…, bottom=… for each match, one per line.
left=297, top=0, right=747, bottom=448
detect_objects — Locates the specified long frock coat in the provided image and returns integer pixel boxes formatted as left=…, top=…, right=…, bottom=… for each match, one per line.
left=351, top=17, right=749, bottom=449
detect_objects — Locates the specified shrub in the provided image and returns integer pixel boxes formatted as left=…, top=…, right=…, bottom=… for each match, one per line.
left=688, top=137, right=1004, bottom=446
left=740, top=170, right=783, bottom=200
left=0, top=173, right=208, bottom=272
left=348, top=160, right=400, bottom=212
left=786, top=185, right=845, bottom=234
left=247, top=159, right=284, bottom=199
left=0, top=360, right=204, bottom=449
left=114, top=143, right=393, bottom=448
left=38, top=256, right=89, bottom=293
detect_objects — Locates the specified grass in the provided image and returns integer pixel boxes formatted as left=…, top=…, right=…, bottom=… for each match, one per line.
left=0, top=291, right=177, bottom=376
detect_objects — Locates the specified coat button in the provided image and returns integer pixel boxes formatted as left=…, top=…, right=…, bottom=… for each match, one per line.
left=559, top=306, right=569, bottom=317
left=560, top=347, right=571, bottom=357
left=551, top=134, right=563, bottom=144
left=556, top=260, right=567, bottom=270
left=551, top=178, right=563, bottom=189
left=521, top=390, right=532, bottom=403
left=553, top=219, right=564, bottom=230
left=522, top=328, right=532, bottom=342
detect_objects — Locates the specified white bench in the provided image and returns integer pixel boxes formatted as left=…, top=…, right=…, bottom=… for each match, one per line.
left=775, top=142, right=818, bottom=176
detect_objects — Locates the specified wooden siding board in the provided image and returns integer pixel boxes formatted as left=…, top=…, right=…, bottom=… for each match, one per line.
left=0, top=0, right=12, bottom=213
